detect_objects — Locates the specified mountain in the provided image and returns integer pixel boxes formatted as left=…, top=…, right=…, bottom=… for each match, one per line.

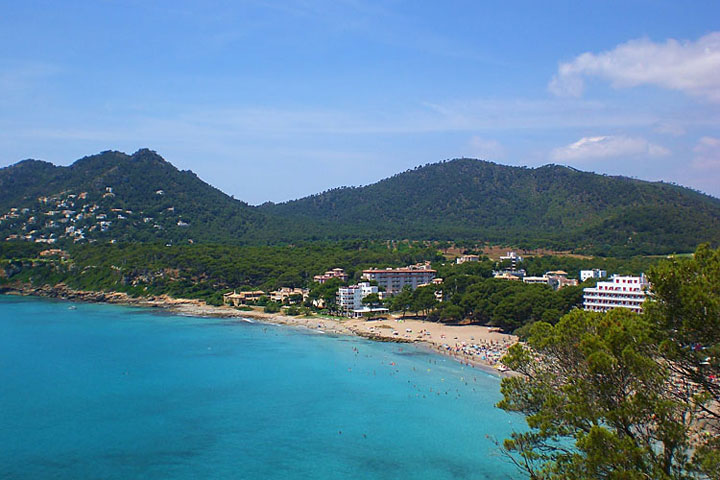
left=0, top=149, right=271, bottom=245
left=1, top=152, right=719, bottom=255
left=261, top=158, right=720, bottom=255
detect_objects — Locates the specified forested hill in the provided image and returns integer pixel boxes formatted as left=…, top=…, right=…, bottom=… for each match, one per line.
left=261, top=158, right=720, bottom=255
left=2, top=152, right=719, bottom=254
left=0, top=149, right=273, bottom=244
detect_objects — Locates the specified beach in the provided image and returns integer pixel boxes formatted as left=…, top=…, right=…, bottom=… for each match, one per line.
left=154, top=301, right=518, bottom=375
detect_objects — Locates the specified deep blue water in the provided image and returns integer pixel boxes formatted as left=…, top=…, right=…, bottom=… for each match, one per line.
left=0, top=296, right=525, bottom=479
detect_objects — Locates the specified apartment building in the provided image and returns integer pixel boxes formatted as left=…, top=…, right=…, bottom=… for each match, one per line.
left=337, top=282, right=379, bottom=316
left=361, top=263, right=436, bottom=295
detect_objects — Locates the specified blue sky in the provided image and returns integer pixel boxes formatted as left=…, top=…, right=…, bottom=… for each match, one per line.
left=1, top=1, right=719, bottom=204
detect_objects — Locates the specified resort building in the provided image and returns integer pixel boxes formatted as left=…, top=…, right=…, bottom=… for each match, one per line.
left=583, top=274, right=650, bottom=314
left=223, top=290, right=266, bottom=306
left=337, top=282, right=386, bottom=317
left=523, top=271, right=578, bottom=290
left=580, top=269, right=607, bottom=282
left=313, top=268, right=348, bottom=284
left=456, top=254, right=480, bottom=264
left=361, top=263, right=436, bottom=295
left=269, top=287, right=308, bottom=304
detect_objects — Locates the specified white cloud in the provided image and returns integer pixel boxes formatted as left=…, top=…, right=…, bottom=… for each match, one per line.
left=653, top=121, right=686, bottom=137
left=692, top=136, right=720, bottom=170
left=549, top=32, right=720, bottom=102
left=468, top=136, right=504, bottom=159
left=551, top=135, right=670, bottom=162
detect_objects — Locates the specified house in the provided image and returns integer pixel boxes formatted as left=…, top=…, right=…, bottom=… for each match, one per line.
left=313, top=268, right=348, bottom=284
left=523, top=270, right=579, bottom=290
left=269, top=287, right=307, bottom=304
left=456, top=254, right=480, bottom=264
left=223, top=290, right=266, bottom=306
left=583, top=274, right=649, bottom=314
left=361, top=263, right=435, bottom=295
left=523, top=275, right=549, bottom=285
left=494, top=272, right=522, bottom=281
left=580, top=269, right=607, bottom=282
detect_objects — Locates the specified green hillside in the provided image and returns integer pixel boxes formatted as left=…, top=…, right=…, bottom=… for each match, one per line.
left=2, top=152, right=719, bottom=255
left=0, top=149, right=270, bottom=244
left=262, top=158, right=720, bottom=255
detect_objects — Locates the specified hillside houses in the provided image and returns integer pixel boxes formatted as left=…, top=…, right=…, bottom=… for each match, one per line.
left=0, top=187, right=193, bottom=244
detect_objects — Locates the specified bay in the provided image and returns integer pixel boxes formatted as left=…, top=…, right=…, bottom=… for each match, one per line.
left=0, top=296, right=525, bottom=479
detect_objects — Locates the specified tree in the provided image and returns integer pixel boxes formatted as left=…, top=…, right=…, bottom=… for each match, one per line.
left=361, top=292, right=380, bottom=306
left=263, top=301, right=281, bottom=313
left=429, top=302, right=464, bottom=323
left=645, top=244, right=720, bottom=477
left=497, top=308, right=707, bottom=479
left=411, top=286, right=437, bottom=318
left=389, top=285, right=413, bottom=318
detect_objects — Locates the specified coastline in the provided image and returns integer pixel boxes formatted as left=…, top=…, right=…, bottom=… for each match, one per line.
left=0, top=283, right=518, bottom=377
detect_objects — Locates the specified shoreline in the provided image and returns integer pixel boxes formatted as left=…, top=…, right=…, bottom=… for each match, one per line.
left=0, top=283, right=518, bottom=377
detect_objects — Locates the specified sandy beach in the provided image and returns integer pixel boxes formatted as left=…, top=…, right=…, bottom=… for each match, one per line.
left=165, top=301, right=518, bottom=375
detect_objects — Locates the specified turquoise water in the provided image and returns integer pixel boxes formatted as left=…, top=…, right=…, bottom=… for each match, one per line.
left=0, top=296, right=525, bottom=479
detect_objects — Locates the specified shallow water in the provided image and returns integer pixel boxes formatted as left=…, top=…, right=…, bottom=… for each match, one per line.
left=0, top=296, right=525, bottom=479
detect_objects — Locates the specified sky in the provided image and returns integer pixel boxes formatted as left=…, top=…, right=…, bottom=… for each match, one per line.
left=1, top=0, right=719, bottom=204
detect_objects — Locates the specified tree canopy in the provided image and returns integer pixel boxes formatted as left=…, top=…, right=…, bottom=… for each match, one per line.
left=498, top=244, right=720, bottom=479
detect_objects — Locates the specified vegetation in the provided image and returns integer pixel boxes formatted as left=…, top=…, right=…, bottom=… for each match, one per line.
left=263, top=158, right=720, bottom=255
left=1, top=240, right=665, bottom=332
left=645, top=244, right=720, bottom=477
left=2, top=152, right=719, bottom=255
left=0, top=241, right=441, bottom=306
left=498, top=244, right=720, bottom=479
left=0, top=149, right=268, bottom=245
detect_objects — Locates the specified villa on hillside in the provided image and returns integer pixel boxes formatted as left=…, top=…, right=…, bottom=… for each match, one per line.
left=313, top=268, right=348, bottom=284
left=456, top=254, right=479, bottom=264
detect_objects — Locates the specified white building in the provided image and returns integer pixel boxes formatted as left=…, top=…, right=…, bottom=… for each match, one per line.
left=362, top=263, right=435, bottom=295
left=500, top=251, right=523, bottom=266
left=337, top=282, right=378, bottom=316
left=583, top=274, right=650, bottom=314
left=523, top=275, right=549, bottom=285
left=580, top=269, right=607, bottom=282
left=456, top=254, right=480, bottom=264
left=523, top=271, right=579, bottom=290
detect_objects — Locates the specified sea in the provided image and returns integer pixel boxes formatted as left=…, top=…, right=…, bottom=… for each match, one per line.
left=0, top=295, right=526, bottom=479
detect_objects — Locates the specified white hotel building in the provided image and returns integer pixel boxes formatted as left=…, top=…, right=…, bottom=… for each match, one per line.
left=583, top=274, right=650, bottom=314
left=362, top=264, right=436, bottom=295
left=337, top=282, right=384, bottom=317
